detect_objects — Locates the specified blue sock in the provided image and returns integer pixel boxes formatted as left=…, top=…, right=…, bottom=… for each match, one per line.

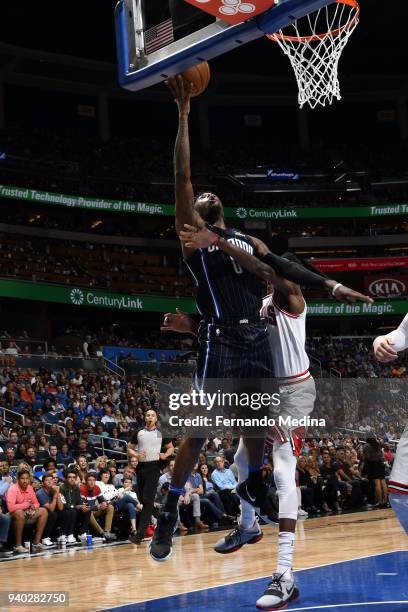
left=248, top=464, right=263, bottom=485
left=164, top=486, right=185, bottom=514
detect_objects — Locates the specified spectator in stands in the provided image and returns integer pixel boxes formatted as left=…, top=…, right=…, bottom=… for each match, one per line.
left=79, top=473, right=116, bottom=542
left=24, top=446, right=38, bottom=469
left=320, top=450, right=341, bottom=512
left=158, top=459, right=175, bottom=487
left=383, top=443, right=394, bottom=465
left=36, top=435, right=49, bottom=463
left=211, top=456, right=240, bottom=516
left=198, top=463, right=226, bottom=516
left=76, top=455, right=89, bottom=483
left=5, top=448, right=16, bottom=466
left=94, top=456, right=109, bottom=476
left=116, top=475, right=142, bottom=537
left=362, top=438, right=388, bottom=507
left=333, top=448, right=363, bottom=508
left=101, top=406, right=117, bottom=429
left=20, top=384, right=35, bottom=406
left=6, top=468, right=48, bottom=553
left=36, top=472, right=64, bottom=547
left=97, top=469, right=119, bottom=505
left=5, top=431, right=18, bottom=452
left=59, top=468, right=91, bottom=543
left=57, top=444, right=75, bottom=467
left=0, top=454, right=12, bottom=556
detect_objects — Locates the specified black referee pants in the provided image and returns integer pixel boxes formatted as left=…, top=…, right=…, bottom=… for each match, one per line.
left=136, top=461, right=161, bottom=538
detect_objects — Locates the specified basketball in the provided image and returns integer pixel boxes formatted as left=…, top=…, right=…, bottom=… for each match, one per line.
left=181, top=61, right=211, bottom=97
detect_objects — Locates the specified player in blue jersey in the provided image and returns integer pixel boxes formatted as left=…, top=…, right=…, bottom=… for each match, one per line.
left=149, top=75, right=372, bottom=563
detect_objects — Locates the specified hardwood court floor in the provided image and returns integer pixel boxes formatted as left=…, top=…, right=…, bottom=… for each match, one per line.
left=1, top=509, right=407, bottom=612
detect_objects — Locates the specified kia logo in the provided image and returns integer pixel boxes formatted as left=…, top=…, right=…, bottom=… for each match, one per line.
left=368, top=278, right=406, bottom=296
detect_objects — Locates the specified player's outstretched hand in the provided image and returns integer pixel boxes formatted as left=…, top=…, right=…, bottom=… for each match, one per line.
left=180, top=223, right=217, bottom=249
left=161, top=309, right=195, bottom=334
left=373, top=336, right=398, bottom=363
left=333, top=285, right=374, bottom=305
left=165, top=75, right=194, bottom=115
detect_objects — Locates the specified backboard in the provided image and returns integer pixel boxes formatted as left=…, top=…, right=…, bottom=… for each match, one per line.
left=115, top=0, right=337, bottom=92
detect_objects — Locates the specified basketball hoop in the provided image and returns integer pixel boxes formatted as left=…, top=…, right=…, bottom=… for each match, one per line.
left=267, top=0, right=360, bottom=109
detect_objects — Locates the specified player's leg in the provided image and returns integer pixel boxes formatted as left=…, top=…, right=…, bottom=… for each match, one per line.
left=256, top=440, right=299, bottom=610
left=388, top=426, right=408, bottom=534
left=237, top=328, right=274, bottom=512
left=256, top=378, right=316, bottom=610
left=150, top=436, right=206, bottom=561
left=214, top=438, right=263, bottom=554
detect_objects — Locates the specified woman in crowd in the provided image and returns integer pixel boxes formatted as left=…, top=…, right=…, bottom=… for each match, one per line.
left=36, top=435, right=49, bottom=462
left=306, top=455, right=332, bottom=513
left=114, top=409, right=128, bottom=434
left=297, top=456, right=316, bottom=513
left=76, top=455, right=89, bottom=484
left=94, top=455, right=109, bottom=476
left=97, top=468, right=119, bottom=504
left=116, top=475, right=143, bottom=537
left=362, top=437, right=388, bottom=507
left=198, top=464, right=227, bottom=517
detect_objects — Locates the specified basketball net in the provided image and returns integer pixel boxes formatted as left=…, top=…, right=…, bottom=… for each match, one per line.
left=267, top=0, right=360, bottom=109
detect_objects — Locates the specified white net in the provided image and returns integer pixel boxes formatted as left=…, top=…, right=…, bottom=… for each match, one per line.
left=268, top=0, right=359, bottom=109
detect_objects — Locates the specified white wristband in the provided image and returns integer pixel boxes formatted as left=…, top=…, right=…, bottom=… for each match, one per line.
left=332, top=283, right=343, bottom=297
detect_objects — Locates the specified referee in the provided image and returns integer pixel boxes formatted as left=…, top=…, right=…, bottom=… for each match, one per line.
left=129, top=409, right=174, bottom=545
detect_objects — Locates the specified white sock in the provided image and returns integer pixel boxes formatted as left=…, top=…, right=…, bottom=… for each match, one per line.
left=296, top=487, right=302, bottom=509
left=238, top=499, right=257, bottom=530
left=276, top=531, right=295, bottom=579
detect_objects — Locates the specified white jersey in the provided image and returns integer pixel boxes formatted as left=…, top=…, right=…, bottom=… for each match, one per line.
left=260, top=293, right=310, bottom=382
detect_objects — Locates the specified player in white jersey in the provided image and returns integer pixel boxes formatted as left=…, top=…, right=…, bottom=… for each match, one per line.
left=373, top=315, right=408, bottom=535
left=162, top=255, right=316, bottom=610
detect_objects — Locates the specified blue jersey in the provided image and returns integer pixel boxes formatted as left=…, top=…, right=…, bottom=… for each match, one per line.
left=185, top=228, right=263, bottom=320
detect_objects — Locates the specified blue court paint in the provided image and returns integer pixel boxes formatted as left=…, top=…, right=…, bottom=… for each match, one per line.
left=102, top=551, right=408, bottom=612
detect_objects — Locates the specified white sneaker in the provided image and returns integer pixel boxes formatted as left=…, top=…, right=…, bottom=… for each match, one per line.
left=297, top=508, right=308, bottom=518
left=256, top=573, right=299, bottom=610
left=66, top=535, right=77, bottom=545
left=32, top=542, right=47, bottom=552
left=78, top=533, right=87, bottom=542
left=41, top=538, right=55, bottom=548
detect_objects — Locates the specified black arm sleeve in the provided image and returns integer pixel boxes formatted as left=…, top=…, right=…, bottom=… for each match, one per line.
left=261, top=252, right=327, bottom=288
left=205, top=223, right=329, bottom=288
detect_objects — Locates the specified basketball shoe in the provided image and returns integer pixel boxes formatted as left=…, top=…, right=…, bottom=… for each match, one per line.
left=256, top=572, right=299, bottom=610
left=149, top=511, right=178, bottom=562
left=214, top=521, right=263, bottom=554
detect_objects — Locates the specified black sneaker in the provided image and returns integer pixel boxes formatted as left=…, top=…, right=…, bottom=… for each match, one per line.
left=149, top=512, right=178, bottom=562
left=129, top=531, right=143, bottom=545
left=214, top=523, right=263, bottom=554
left=237, top=479, right=269, bottom=516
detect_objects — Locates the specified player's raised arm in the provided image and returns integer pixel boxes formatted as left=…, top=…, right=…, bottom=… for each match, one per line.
left=166, top=76, right=200, bottom=257
left=180, top=223, right=373, bottom=305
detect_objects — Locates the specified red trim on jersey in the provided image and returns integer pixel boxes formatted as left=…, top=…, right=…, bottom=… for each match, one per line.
left=272, top=299, right=299, bottom=319
left=282, top=368, right=310, bottom=380
left=283, top=374, right=312, bottom=386
left=389, top=480, right=408, bottom=495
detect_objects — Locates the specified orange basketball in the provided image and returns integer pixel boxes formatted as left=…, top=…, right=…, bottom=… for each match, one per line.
left=181, top=61, right=211, bottom=97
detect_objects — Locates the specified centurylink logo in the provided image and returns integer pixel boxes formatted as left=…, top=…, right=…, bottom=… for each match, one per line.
left=70, top=288, right=84, bottom=305
left=69, top=288, right=144, bottom=311
left=236, top=207, right=248, bottom=219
